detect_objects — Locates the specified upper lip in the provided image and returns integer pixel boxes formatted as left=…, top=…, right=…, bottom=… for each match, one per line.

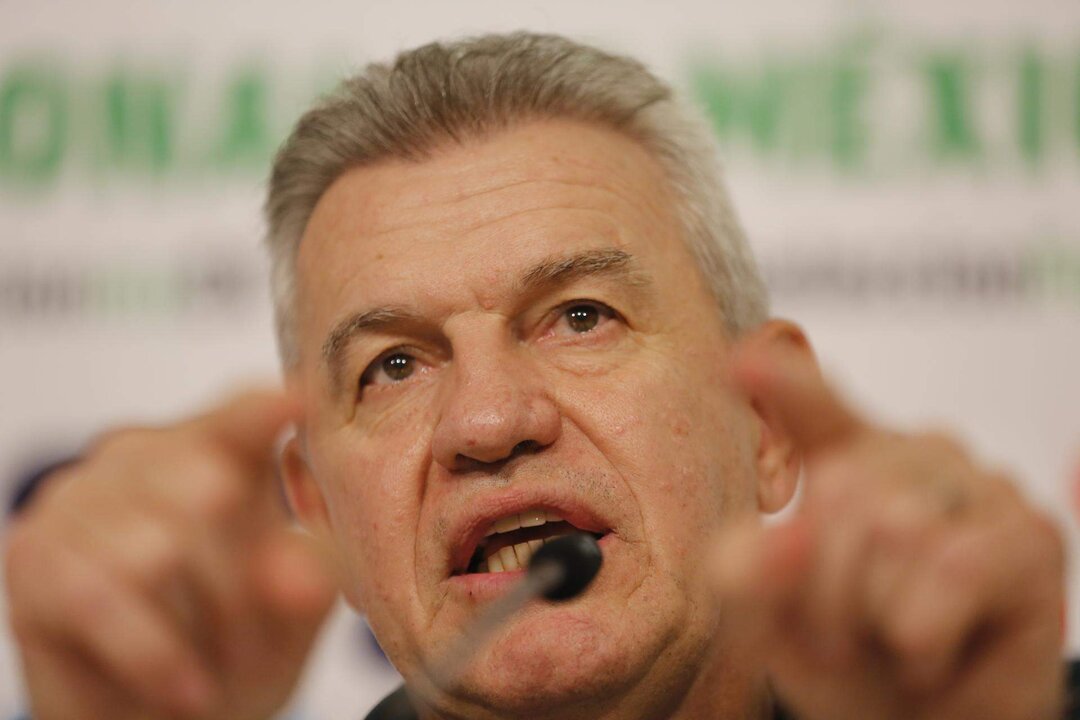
left=445, top=490, right=612, bottom=575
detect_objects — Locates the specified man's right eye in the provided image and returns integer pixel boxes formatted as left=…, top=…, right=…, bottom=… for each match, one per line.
left=360, top=352, right=417, bottom=391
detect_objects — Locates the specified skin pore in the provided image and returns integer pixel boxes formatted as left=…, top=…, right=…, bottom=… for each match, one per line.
left=281, top=118, right=800, bottom=720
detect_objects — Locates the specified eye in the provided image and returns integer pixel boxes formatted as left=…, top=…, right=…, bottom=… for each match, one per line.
left=360, top=351, right=417, bottom=391
left=555, top=301, right=616, bottom=335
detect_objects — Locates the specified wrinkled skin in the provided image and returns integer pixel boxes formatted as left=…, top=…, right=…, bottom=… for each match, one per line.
left=283, top=117, right=1067, bottom=720
left=283, top=119, right=788, bottom=719
left=4, top=117, right=1066, bottom=720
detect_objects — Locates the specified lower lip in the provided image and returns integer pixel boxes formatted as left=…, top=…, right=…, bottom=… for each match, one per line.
left=447, top=533, right=615, bottom=603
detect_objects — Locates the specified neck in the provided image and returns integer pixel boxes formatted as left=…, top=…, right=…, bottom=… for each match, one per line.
left=661, top=631, right=773, bottom=720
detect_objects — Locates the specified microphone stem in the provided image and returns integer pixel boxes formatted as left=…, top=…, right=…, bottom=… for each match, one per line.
left=427, top=560, right=564, bottom=693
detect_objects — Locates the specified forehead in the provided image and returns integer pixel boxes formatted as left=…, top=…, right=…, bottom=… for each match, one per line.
left=293, top=119, right=686, bottom=359
left=303, top=118, right=676, bottom=243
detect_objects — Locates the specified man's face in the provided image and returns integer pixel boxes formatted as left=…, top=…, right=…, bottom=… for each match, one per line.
left=291, top=119, right=763, bottom=715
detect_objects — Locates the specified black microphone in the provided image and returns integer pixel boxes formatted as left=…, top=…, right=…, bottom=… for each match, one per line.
left=426, top=532, right=603, bottom=693
left=529, top=532, right=603, bottom=601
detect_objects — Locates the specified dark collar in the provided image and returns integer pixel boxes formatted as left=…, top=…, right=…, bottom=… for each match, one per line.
left=365, top=660, right=1080, bottom=720
left=365, top=686, right=419, bottom=720
left=363, top=685, right=795, bottom=720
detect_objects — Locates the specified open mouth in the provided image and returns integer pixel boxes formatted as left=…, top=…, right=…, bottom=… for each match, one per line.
left=456, top=508, right=607, bottom=575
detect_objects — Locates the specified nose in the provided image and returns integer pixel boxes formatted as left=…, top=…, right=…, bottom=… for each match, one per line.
left=431, top=339, right=561, bottom=472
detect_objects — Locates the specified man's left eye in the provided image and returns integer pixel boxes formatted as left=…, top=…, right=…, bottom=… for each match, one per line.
left=557, top=302, right=615, bottom=335
left=359, top=351, right=419, bottom=395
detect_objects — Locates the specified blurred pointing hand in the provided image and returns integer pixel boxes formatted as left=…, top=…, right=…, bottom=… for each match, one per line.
left=4, top=390, right=337, bottom=720
left=712, top=334, right=1067, bottom=720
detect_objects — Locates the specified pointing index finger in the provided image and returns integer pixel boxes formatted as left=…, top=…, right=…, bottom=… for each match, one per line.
left=189, top=389, right=304, bottom=472
left=730, top=332, right=865, bottom=457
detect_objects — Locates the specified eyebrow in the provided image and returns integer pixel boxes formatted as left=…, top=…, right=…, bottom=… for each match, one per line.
left=322, top=306, right=422, bottom=389
left=321, top=246, right=652, bottom=389
left=518, top=247, right=652, bottom=295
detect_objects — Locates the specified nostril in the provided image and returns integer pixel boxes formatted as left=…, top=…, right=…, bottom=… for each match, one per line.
left=512, top=440, right=539, bottom=455
left=451, top=440, right=544, bottom=472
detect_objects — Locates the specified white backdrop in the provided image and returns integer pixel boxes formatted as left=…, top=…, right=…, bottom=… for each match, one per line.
left=2, top=1, right=1078, bottom=718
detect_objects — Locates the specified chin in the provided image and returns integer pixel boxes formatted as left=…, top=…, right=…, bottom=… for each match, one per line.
left=449, top=605, right=654, bottom=717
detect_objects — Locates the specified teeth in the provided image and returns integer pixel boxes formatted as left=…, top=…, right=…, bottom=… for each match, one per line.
left=497, top=546, right=519, bottom=572
left=519, top=509, right=545, bottom=528
left=483, top=508, right=566, bottom=537
left=470, top=509, right=575, bottom=574
left=493, top=515, right=521, bottom=534
left=513, top=541, right=534, bottom=567
left=475, top=540, right=546, bottom=574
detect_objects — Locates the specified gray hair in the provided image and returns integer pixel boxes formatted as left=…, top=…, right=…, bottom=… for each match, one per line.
left=265, top=31, right=769, bottom=368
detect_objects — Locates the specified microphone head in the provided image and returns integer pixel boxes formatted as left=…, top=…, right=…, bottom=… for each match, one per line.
left=529, top=533, right=603, bottom=601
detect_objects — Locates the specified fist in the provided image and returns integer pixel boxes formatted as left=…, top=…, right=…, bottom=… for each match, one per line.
left=3, top=391, right=337, bottom=720
left=713, top=335, right=1067, bottom=720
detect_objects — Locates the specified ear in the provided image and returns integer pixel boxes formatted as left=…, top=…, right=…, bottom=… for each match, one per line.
left=280, top=432, right=333, bottom=540
left=743, top=319, right=810, bottom=514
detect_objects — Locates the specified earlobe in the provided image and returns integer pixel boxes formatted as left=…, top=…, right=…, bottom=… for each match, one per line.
left=280, top=433, right=333, bottom=539
left=742, top=319, right=811, bottom=513
left=753, top=399, right=802, bottom=513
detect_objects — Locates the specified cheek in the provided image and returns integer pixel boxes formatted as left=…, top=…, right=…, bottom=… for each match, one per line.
left=674, top=362, right=758, bottom=515
left=558, top=346, right=756, bottom=541
left=312, top=402, right=435, bottom=613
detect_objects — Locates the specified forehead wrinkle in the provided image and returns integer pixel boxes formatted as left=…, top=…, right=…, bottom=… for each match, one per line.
left=354, top=177, right=639, bottom=244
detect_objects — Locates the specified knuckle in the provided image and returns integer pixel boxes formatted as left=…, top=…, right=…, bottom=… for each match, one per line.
left=882, top=613, right=939, bottom=665
left=126, top=525, right=185, bottom=586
